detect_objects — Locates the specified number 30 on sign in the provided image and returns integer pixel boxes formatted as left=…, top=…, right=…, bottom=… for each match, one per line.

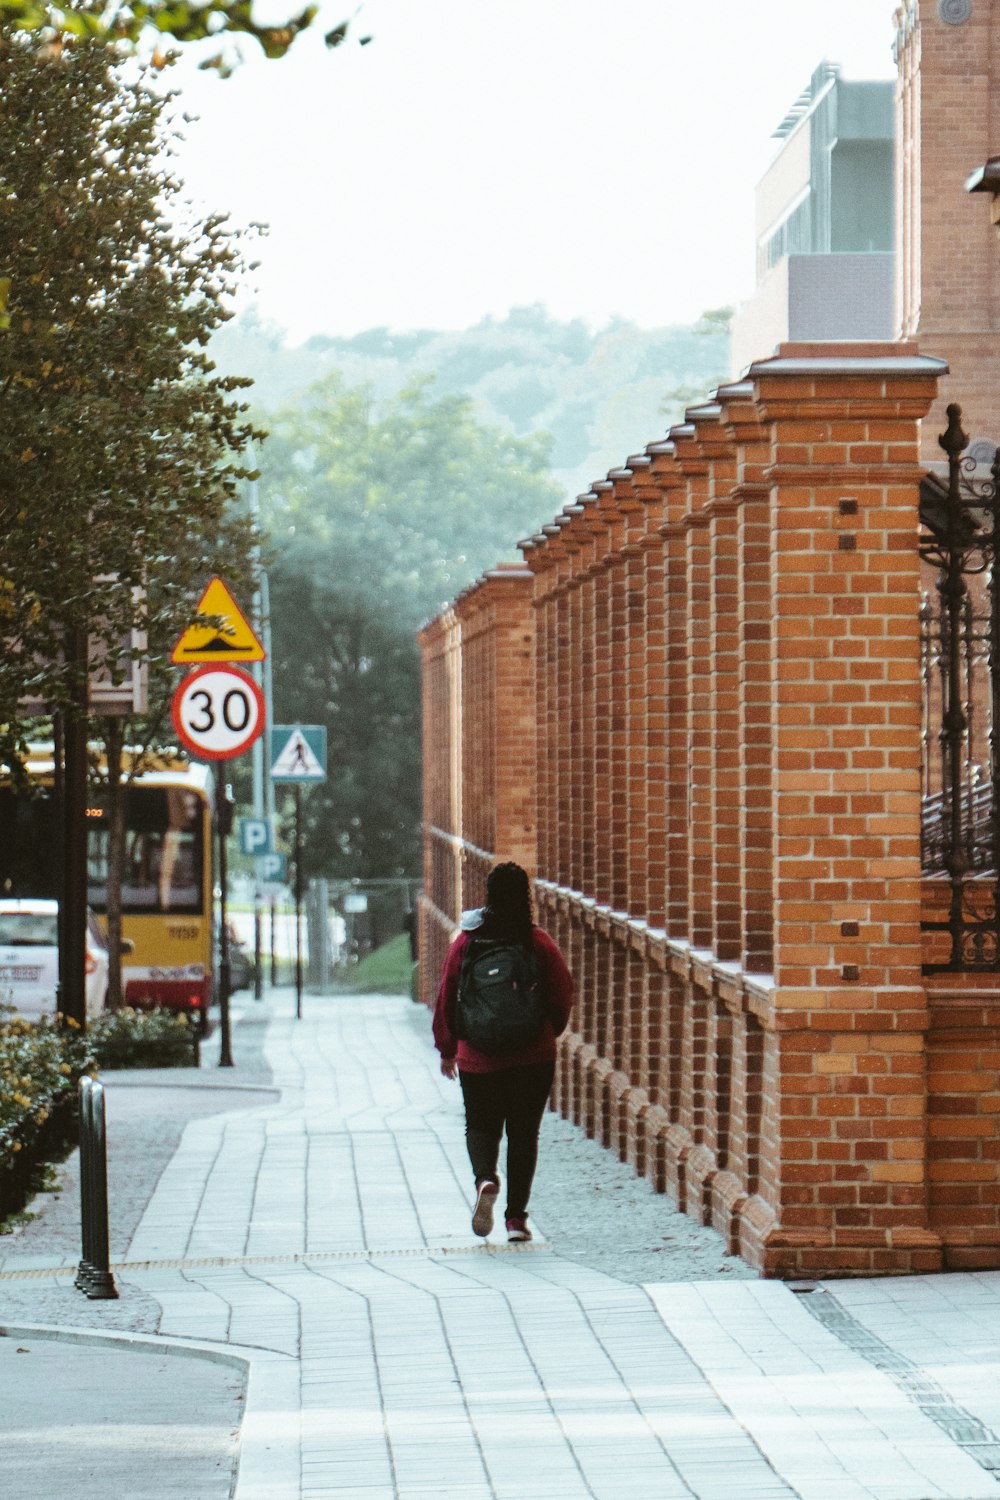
left=171, top=665, right=266, bottom=761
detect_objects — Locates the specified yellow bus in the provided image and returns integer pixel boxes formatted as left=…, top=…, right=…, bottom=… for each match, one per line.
left=0, top=750, right=215, bottom=1032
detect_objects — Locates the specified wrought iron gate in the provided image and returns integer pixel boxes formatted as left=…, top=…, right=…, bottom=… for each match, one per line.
left=921, top=404, right=1000, bottom=971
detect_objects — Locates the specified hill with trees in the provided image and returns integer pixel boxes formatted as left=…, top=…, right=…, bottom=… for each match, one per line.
left=213, top=303, right=731, bottom=505
left=232, top=305, right=731, bottom=881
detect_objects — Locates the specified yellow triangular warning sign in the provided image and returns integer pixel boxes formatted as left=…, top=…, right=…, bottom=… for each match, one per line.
left=170, top=577, right=265, bottom=664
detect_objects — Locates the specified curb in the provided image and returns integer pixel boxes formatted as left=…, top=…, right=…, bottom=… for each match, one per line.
left=0, top=1318, right=252, bottom=1370
left=102, top=1080, right=280, bottom=1096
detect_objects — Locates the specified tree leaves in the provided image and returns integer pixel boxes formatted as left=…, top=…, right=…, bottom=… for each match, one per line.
left=0, top=0, right=347, bottom=65
left=0, top=26, right=261, bottom=754
left=260, top=374, right=563, bottom=876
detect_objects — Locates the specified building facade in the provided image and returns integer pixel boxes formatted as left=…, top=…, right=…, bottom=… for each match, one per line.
left=730, top=64, right=896, bottom=377
left=897, top=0, right=1000, bottom=456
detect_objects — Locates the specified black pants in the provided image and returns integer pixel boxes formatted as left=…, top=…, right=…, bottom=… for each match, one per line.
left=459, top=1061, right=555, bottom=1219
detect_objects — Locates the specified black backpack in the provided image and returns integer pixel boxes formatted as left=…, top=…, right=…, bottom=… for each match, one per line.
left=456, top=937, right=546, bottom=1053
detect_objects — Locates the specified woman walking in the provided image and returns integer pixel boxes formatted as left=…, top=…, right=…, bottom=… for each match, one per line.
left=433, top=862, right=573, bottom=1242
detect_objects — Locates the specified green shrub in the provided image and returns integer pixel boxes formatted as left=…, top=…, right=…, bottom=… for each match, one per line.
left=0, top=1012, right=92, bottom=1221
left=0, top=1005, right=193, bottom=1226
left=87, top=1007, right=197, bottom=1070
left=0, top=1011, right=91, bottom=1141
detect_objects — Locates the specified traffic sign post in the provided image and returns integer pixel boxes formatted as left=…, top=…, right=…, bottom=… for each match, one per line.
left=171, top=663, right=267, bottom=1069
left=293, top=785, right=303, bottom=1018
left=215, top=773, right=235, bottom=1067
left=270, top=725, right=327, bottom=1019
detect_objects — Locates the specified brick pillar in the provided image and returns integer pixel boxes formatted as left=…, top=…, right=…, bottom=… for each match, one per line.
left=590, top=928, right=612, bottom=1126
left=416, top=608, right=463, bottom=1004
left=647, top=443, right=690, bottom=943
left=690, top=406, right=742, bottom=963
left=612, top=463, right=651, bottom=924
left=526, top=536, right=559, bottom=885
left=488, top=568, right=536, bottom=872
left=720, top=382, right=774, bottom=976
left=636, top=455, right=669, bottom=933
left=598, top=477, right=631, bottom=915
left=417, top=615, right=445, bottom=1001
left=673, top=426, right=713, bottom=951
left=552, top=541, right=572, bottom=888
left=592, top=484, right=615, bottom=910
left=454, top=588, right=489, bottom=870
left=577, top=495, right=602, bottom=901
left=565, top=508, right=587, bottom=898
left=444, top=612, right=463, bottom=917
left=750, top=342, right=945, bottom=1277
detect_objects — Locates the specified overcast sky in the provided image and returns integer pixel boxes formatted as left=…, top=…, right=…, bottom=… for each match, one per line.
left=168, top=0, right=898, bottom=341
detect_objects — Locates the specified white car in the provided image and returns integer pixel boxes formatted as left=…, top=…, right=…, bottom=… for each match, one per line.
left=0, top=898, right=109, bottom=1021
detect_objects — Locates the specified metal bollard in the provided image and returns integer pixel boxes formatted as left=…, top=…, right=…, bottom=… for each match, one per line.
left=75, top=1076, right=118, bottom=1300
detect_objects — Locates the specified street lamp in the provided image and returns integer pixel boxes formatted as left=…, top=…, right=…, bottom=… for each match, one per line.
left=965, top=156, right=1000, bottom=221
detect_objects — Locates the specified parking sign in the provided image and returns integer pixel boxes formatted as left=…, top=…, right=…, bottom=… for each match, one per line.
left=238, top=818, right=273, bottom=856
left=255, top=852, right=288, bottom=884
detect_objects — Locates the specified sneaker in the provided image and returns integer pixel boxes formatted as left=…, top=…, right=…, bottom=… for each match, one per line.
left=506, top=1215, right=531, bottom=1242
left=472, top=1180, right=498, bottom=1237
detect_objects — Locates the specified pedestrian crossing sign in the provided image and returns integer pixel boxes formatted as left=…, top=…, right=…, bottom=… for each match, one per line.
left=269, top=724, right=327, bottom=783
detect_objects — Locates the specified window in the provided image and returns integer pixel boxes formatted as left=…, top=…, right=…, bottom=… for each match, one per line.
left=87, top=787, right=205, bottom=915
left=0, top=912, right=58, bottom=946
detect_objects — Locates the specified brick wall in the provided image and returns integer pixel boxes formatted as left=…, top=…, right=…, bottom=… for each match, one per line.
left=418, top=565, right=536, bottom=1001
left=416, top=343, right=1000, bottom=1278
left=896, top=0, right=1000, bottom=455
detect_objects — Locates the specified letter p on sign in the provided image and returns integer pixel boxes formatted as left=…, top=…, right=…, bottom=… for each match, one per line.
left=239, top=818, right=273, bottom=856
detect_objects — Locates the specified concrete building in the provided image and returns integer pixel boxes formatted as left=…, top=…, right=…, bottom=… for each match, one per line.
left=734, top=2, right=1000, bottom=460
left=730, top=63, right=896, bottom=378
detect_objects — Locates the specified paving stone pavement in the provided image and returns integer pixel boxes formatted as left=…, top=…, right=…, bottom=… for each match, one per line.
left=4, top=988, right=1000, bottom=1500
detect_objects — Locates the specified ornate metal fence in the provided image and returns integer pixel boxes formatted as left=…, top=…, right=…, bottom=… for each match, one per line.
left=921, top=404, right=1000, bottom=971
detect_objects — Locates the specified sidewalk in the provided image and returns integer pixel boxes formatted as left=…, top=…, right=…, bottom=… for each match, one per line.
left=4, top=989, right=1000, bottom=1499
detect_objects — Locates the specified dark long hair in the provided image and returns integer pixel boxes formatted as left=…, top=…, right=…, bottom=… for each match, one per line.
left=480, top=861, right=534, bottom=947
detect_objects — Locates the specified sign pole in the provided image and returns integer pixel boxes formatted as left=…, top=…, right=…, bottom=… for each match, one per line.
left=253, top=906, right=263, bottom=1001
left=169, top=578, right=268, bottom=1061
left=61, top=628, right=89, bottom=1031
left=294, top=782, right=303, bottom=1021
left=248, top=477, right=267, bottom=1003
left=216, top=764, right=234, bottom=1068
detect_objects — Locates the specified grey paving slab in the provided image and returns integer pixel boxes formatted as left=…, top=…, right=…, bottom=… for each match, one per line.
left=12, top=988, right=1000, bottom=1500
left=645, top=1280, right=1000, bottom=1500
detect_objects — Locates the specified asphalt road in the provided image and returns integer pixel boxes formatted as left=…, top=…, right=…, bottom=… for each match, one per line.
left=0, top=1334, right=246, bottom=1500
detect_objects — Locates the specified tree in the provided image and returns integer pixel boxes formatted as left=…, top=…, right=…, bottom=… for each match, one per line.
left=0, top=29, right=260, bottom=720
left=261, top=374, right=564, bottom=878
left=0, top=27, right=261, bottom=999
left=0, top=0, right=368, bottom=69
left=693, top=305, right=735, bottom=336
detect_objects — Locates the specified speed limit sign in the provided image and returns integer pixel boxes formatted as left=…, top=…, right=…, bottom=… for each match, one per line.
left=171, top=665, right=266, bottom=761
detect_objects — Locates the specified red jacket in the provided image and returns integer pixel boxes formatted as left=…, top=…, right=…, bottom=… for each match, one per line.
left=433, top=926, right=574, bottom=1074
